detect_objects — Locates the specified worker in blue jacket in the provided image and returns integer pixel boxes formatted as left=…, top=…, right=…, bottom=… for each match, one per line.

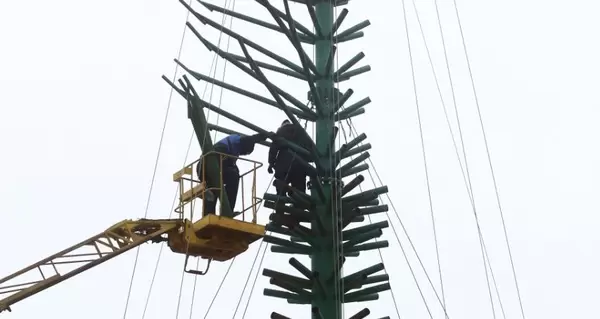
left=197, top=132, right=267, bottom=215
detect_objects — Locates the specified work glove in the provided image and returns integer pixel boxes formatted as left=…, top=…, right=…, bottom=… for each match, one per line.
left=267, top=164, right=274, bottom=174
left=256, top=132, right=268, bottom=141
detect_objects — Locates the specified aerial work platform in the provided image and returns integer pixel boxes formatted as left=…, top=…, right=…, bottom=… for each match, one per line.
left=170, top=151, right=265, bottom=263
left=168, top=215, right=264, bottom=262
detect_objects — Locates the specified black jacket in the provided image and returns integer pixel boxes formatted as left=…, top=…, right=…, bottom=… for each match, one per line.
left=268, top=124, right=310, bottom=171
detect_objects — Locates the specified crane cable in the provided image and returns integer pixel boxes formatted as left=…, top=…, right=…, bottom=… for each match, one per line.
left=410, top=2, right=498, bottom=316
left=410, top=0, right=522, bottom=317
left=448, top=1, right=526, bottom=317
left=181, top=23, right=316, bottom=319
left=339, top=118, right=440, bottom=318
left=338, top=122, right=404, bottom=319
left=121, top=0, right=195, bottom=317
left=235, top=111, right=315, bottom=318
left=408, top=1, right=501, bottom=317
left=120, top=0, right=237, bottom=316
left=332, top=3, right=345, bottom=318
left=173, top=0, right=239, bottom=317
left=186, top=0, right=239, bottom=316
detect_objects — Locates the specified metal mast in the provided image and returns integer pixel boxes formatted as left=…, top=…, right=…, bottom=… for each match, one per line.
left=166, top=0, right=392, bottom=317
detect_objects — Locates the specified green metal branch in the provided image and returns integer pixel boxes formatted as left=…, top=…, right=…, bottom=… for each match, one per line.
left=341, top=175, right=365, bottom=195
left=340, top=263, right=385, bottom=285
left=265, top=235, right=313, bottom=252
left=272, top=246, right=312, bottom=255
left=344, top=293, right=379, bottom=303
left=336, top=151, right=370, bottom=174
left=263, top=268, right=313, bottom=289
left=182, top=80, right=273, bottom=136
left=339, top=163, right=368, bottom=178
left=270, top=278, right=313, bottom=298
left=271, top=312, right=292, bottom=319
left=334, top=31, right=364, bottom=43
left=343, top=143, right=371, bottom=159
left=264, top=288, right=310, bottom=303
left=342, top=229, right=383, bottom=249
left=185, top=23, right=317, bottom=119
left=333, top=88, right=354, bottom=113
left=344, top=283, right=390, bottom=300
left=325, top=46, right=337, bottom=79
left=254, top=0, right=318, bottom=38
left=354, top=205, right=389, bottom=216
left=331, top=8, right=348, bottom=34
left=264, top=201, right=314, bottom=222
left=335, top=20, right=370, bottom=41
left=266, top=223, right=295, bottom=237
left=264, top=193, right=298, bottom=205
left=338, top=107, right=366, bottom=121
left=206, top=123, right=272, bottom=147
left=342, top=221, right=389, bottom=238
left=258, top=0, right=318, bottom=75
left=175, top=59, right=313, bottom=120
left=227, top=53, right=307, bottom=81
left=336, top=65, right=372, bottom=82
left=305, top=2, right=323, bottom=36
left=336, top=97, right=371, bottom=119
left=198, top=0, right=314, bottom=43
left=237, top=39, right=321, bottom=161
left=349, top=308, right=370, bottom=319
left=180, top=0, right=307, bottom=74
left=258, top=0, right=324, bottom=114
left=332, top=52, right=365, bottom=79
left=345, top=241, right=389, bottom=253
left=343, top=186, right=388, bottom=204
left=288, top=0, right=349, bottom=6
left=177, top=76, right=235, bottom=217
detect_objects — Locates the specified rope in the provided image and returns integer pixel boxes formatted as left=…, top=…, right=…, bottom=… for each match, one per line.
left=122, top=2, right=194, bottom=317
left=450, top=1, right=526, bottom=317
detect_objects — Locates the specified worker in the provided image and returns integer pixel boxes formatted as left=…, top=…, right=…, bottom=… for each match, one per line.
left=268, top=119, right=308, bottom=196
left=197, top=132, right=267, bottom=215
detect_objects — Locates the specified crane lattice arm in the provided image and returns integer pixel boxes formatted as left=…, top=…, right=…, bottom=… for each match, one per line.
left=0, top=154, right=265, bottom=314
left=0, top=219, right=182, bottom=313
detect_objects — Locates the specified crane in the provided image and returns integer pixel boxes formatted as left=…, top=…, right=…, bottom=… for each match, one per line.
left=0, top=155, right=265, bottom=313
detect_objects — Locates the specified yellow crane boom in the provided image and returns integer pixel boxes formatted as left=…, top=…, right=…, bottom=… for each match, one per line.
left=0, top=154, right=265, bottom=314
left=0, top=219, right=182, bottom=313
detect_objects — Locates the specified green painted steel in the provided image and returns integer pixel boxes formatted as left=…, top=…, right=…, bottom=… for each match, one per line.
left=311, top=2, right=341, bottom=319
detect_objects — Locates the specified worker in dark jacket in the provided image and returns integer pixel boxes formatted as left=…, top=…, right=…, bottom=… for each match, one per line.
left=198, top=132, right=267, bottom=215
left=268, top=120, right=308, bottom=196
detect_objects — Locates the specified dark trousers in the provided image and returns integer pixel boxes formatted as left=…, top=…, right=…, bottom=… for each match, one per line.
left=204, top=165, right=240, bottom=215
left=274, top=165, right=306, bottom=196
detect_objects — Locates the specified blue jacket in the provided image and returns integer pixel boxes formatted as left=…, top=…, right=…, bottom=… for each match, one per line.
left=214, top=133, right=265, bottom=166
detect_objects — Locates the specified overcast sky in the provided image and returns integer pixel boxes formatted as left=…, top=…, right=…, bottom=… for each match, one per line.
left=1, top=0, right=599, bottom=318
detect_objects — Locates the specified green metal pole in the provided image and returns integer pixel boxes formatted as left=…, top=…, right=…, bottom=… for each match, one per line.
left=312, top=2, right=340, bottom=319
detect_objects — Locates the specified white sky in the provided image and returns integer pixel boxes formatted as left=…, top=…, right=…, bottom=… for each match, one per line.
left=1, top=0, right=599, bottom=318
